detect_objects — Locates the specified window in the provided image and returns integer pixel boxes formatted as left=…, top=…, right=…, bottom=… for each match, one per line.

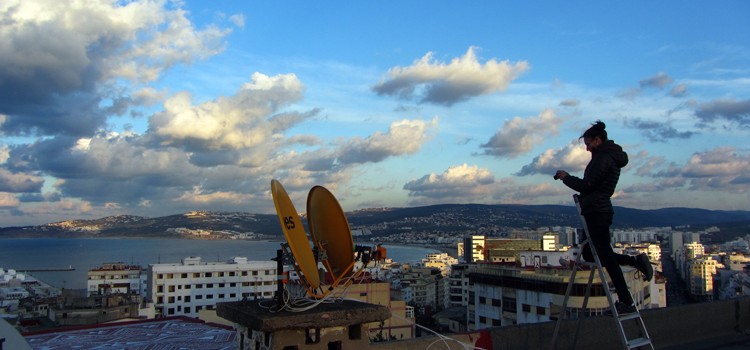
left=536, top=306, right=546, bottom=316
left=196, top=284, right=203, bottom=289
left=479, top=296, right=487, bottom=304
left=242, top=271, right=248, bottom=276
left=184, top=307, right=191, bottom=314
left=229, top=272, right=236, bottom=277
left=502, top=297, right=516, bottom=313
left=492, top=299, right=502, bottom=307
left=196, top=295, right=203, bottom=300
left=522, top=304, right=531, bottom=312
left=181, top=273, right=188, bottom=278
left=206, top=294, right=214, bottom=299
left=219, top=272, right=225, bottom=277
left=219, top=294, right=225, bottom=298
left=193, top=273, right=200, bottom=278
left=252, top=271, right=258, bottom=276
left=168, top=285, right=175, bottom=292
left=206, top=283, right=213, bottom=288
left=205, top=273, right=213, bottom=277
left=185, top=296, right=191, bottom=302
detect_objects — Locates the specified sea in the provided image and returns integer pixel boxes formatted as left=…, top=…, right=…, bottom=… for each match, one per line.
left=0, top=238, right=439, bottom=289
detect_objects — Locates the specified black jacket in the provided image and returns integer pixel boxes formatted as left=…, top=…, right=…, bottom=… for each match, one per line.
left=562, top=140, right=628, bottom=214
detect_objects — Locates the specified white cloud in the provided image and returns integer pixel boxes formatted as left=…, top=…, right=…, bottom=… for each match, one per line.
left=177, top=186, right=253, bottom=205
left=336, top=117, right=439, bottom=165
left=516, top=141, right=590, bottom=176
left=0, top=192, right=20, bottom=208
left=403, top=163, right=495, bottom=202
left=372, top=47, right=529, bottom=106
left=639, top=72, right=673, bottom=89
left=682, top=147, right=750, bottom=181
left=149, top=73, right=307, bottom=151
left=0, top=168, right=44, bottom=193
left=0, top=0, right=232, bottom=136
left=480, top=108, right=563, bottom=158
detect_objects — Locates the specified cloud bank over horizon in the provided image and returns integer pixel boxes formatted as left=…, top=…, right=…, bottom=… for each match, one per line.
left=0, top=0, right=748, bottom=225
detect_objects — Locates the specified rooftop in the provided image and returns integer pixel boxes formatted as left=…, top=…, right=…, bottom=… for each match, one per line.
left=23, top=316, right=235, bottom=350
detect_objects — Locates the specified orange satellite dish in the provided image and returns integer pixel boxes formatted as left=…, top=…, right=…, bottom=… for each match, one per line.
left=270, top=179, right=321, bottom=290
left=307, top=185, right=355, bottom=282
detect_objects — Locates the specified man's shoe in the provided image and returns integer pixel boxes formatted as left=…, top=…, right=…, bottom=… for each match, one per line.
left=635, top=253, right=654, bottom=282
left=610, top=301, right=637, bottom=315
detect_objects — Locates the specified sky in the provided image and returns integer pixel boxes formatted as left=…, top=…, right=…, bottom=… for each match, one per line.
left=1, top=0, right=749, bottom=226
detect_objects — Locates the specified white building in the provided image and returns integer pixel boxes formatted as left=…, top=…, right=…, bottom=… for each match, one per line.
left=147, top=256, right=277, bottom=318
left=542, top=235, right=558, bottom=251
left=463, top=235, right=486, bottom=263
left=87, top=263, right=144, bottom=296
left=470, top=263, right=658, bottom=330
left=420, top=253, right=459, bottom=277
left=688, top=257, right=719, bottom=301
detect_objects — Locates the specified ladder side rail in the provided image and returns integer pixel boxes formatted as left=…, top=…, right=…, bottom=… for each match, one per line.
left=549, top=244, right=586, bottom=350
left=575, top=195, right=654, bottom=350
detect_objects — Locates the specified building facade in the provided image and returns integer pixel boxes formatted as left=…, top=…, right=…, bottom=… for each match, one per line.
left=147, top=256, right=276, bottom=318
left=87, top=262, right=144, bottom=296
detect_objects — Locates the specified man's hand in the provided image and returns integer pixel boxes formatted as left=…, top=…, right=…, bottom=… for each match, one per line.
left=554, top=170, right=569, bottom=180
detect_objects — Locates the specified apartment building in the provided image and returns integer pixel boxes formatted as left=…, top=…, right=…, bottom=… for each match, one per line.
left=688, top=257, right=720, bottom=301
left=147, top=256, right=276, bottom=318
left=87, top=262, right=144, bottom=296
left=468, top=261, right=656, bottom=330
left=339, top=280, right=415, bottom=341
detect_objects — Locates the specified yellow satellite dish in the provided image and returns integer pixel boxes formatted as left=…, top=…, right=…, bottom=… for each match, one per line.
left=307, top=185, right=355, bottom=282
left=270, top=179, right=321, bottom=290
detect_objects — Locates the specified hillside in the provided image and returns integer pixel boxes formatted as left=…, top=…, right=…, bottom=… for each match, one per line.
left=1, top=204, right=749, bottom=241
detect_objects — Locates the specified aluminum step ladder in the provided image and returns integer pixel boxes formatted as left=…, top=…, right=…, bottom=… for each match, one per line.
left=549, top=194, right=654, bottom=350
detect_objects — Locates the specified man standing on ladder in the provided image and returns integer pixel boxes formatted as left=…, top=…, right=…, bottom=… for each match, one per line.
left=554, top=120, right=653, bottom=314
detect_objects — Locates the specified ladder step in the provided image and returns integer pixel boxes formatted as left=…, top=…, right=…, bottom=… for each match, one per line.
left=579, top=261, right=597, bottom=268
left=627, top=337, right=652, bottom=349
left=619, top=312, right=642, bottom=321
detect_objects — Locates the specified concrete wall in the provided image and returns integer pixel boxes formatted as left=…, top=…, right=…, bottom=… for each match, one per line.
left=371, top=296, right=750, bottom=350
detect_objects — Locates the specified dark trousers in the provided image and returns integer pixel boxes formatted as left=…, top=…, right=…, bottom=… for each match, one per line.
left=582, top=213, right=636, bottom=306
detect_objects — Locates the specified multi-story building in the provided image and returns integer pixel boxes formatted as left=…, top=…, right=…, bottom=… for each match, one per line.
left=447, top=263, right=474, bottom=310
left=542, top=235, right=558, bottom=251
left=420, top=252, right=458, bottom=277
left=463, top=235, right=486, bottom=263
left=678, top=242, right=706, bottom=280
left=337, top=281, right=415, bottom=341
left=147, top=256, right=276, bottom=318
left=484, top=238, right=541, bottom=263
left=688, top=257, right=719, bottom=301
left=87, top=262, right=144, bottom=296
left=468, top=258, right=657, bottom=330
left=612, top=229, right=660, bottom=244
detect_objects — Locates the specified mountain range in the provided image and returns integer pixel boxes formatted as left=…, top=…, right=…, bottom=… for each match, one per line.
left=1, top=204, right=749, bottom=242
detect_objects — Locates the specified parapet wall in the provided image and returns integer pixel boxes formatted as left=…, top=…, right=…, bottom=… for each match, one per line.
left=371, top=296, right=750, bottom=350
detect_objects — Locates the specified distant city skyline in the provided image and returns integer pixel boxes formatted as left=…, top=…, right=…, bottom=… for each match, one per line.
left=1, top=1, right=749, bottom=226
